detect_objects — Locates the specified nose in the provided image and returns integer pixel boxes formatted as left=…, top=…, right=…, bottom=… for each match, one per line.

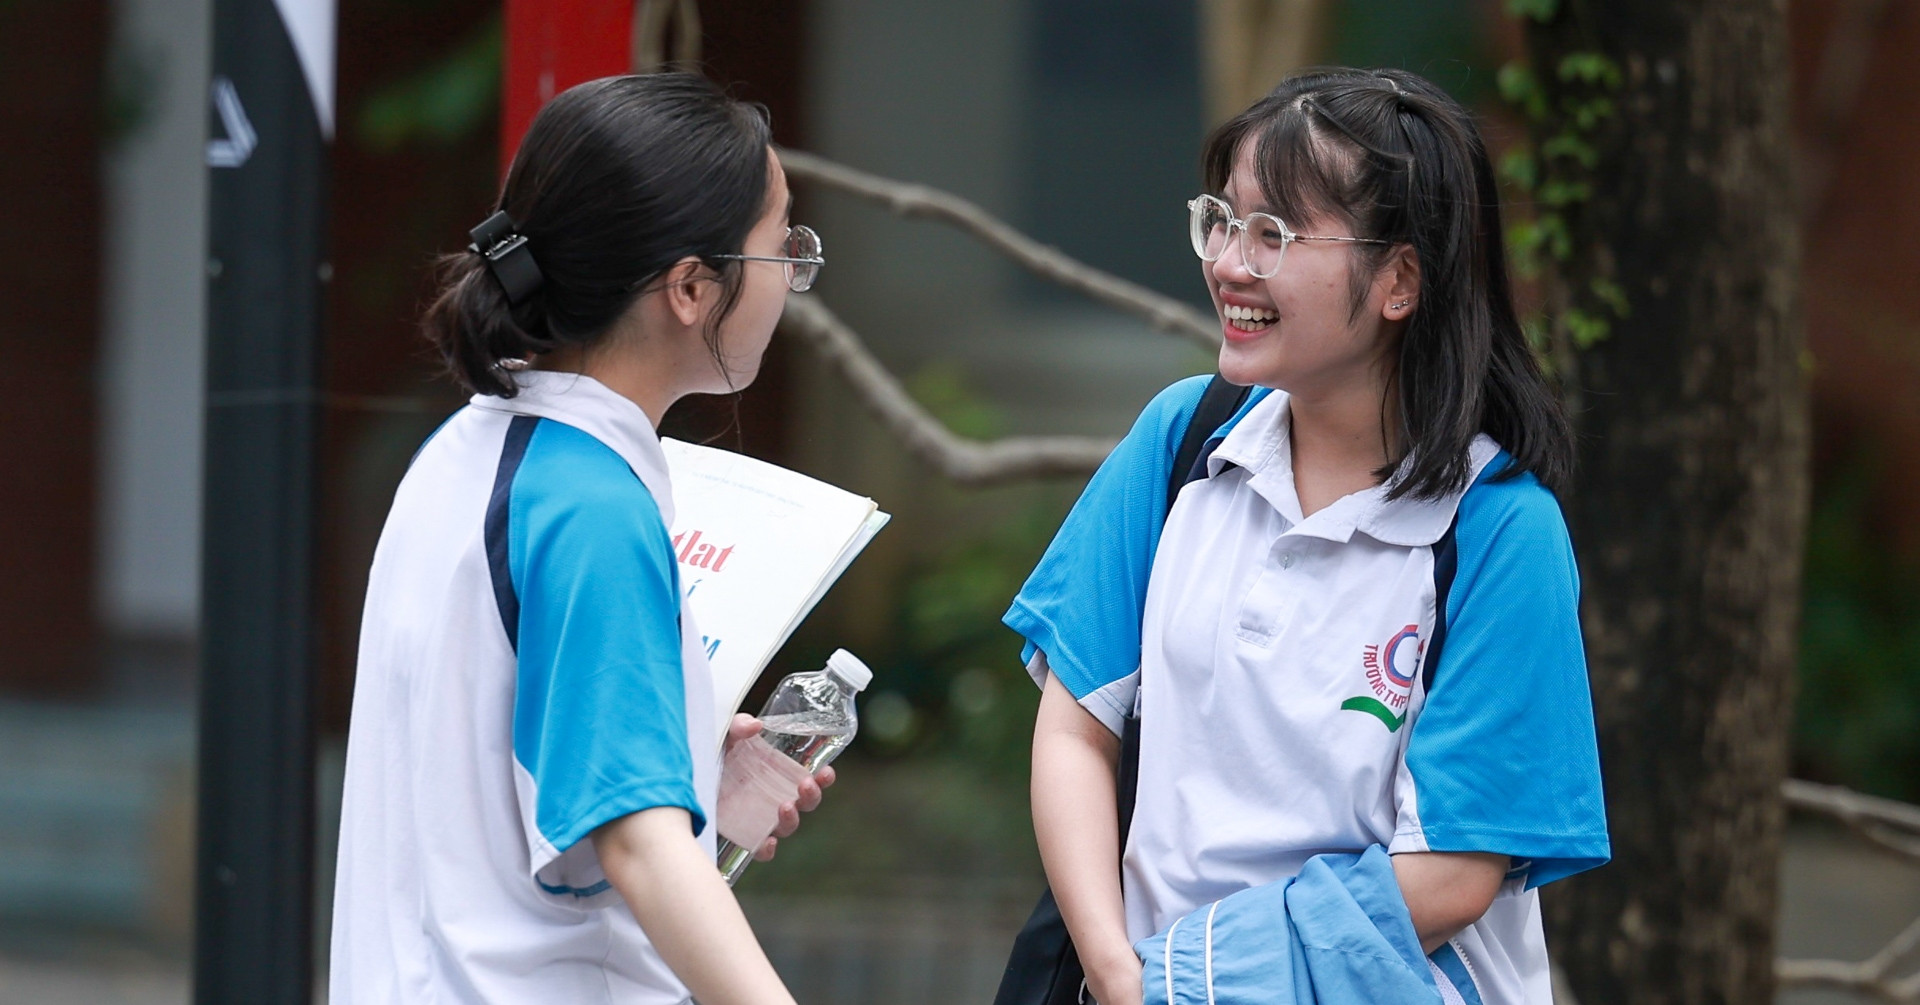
left=1210, top=225, right=1256, bottom=286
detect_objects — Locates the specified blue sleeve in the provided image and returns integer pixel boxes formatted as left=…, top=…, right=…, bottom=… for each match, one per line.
left=509, top=421, right=703, bottom=865
left=1001, top=376, right=1211, bottom=722
left=1396, top=461, right=1610, bottom=888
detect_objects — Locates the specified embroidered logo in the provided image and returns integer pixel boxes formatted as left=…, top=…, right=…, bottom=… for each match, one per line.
left=1342, top=624, right=1421, bottom=732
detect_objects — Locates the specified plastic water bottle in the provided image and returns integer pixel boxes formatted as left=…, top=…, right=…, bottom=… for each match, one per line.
left=715, top=649, right=871, bottom=884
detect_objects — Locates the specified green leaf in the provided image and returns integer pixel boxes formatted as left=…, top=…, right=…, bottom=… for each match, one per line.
left=1589, top=276, right=1631, bottom=318
left=1506, top=220, right=1546, bottom=279
left=1565, top=307, right=1612, bottom=348
left=1496, top=61, right=1549, bottom=121
left=1499, top=146, right=1539, bottom=190
left=1496, top=61, right=1536, bottom=104
left=906, top=361, right=1006, bottom=440
left=1556, top=52, right=1623, bottom=89
left=357, top=15, right=503, bottom=152
left=1521, top=315, right=1552, bottom=360
left=1537, top=179, right=1593, bottom=207
left=105, top=39, right=164, bottom=149
left=1540, top=214, right=1573, bottom=261
left=1540, top=131, right=1598, bottom=169
left=1504, top=0, right=1559, bottom=22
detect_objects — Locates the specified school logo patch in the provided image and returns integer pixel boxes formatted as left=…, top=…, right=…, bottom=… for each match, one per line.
left=1342, top=625, right=1421, bottom=732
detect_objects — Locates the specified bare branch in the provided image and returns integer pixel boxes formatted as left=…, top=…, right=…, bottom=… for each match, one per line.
left=1861, top=826, right=1920, bottom=863
left=1784, top=778, right=1920, bottom=866
left=778, top=294, right=1115, bottom=485
left=769, top=149, right=1214, bottom=485
left=777, top=147, right=1221, bottom=349
left=1778, top=914, right=1920, bottom=1001
left=1777, top=779, right=1920, bottom=1000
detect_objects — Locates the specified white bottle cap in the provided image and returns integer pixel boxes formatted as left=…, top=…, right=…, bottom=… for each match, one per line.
left=824, top=649, right=872, bottom=691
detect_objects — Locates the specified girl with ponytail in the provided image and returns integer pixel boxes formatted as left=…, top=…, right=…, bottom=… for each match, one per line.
left=332, top=73, right=827, bottom=1005
left=1010, top=68, right=1608, bottom=1004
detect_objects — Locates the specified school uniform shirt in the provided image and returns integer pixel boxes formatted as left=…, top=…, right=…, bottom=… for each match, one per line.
left=1006, top=376, right=1609, bottom=1005
left=331, top=371, right=718, bottom=1005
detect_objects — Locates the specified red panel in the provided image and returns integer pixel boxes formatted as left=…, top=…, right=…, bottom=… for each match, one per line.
left=502, top=0, right=633, bottom=175
left=0, top=0, right=103, bottom=693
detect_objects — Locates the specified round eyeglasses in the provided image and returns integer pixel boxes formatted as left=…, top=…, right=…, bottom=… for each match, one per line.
left=711, top=224, right=825, bottom=292
left=1187, top=195, right=1385, bottom=279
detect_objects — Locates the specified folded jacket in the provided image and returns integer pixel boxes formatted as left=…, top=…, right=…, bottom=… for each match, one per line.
left=1138, top=845, right=1480, bottom=1005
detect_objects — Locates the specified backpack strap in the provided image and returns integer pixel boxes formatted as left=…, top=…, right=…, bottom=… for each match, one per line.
left=992, top=375, right=1258, bottom=1005
left=1165, top=375, right=1253, bottom=511
left=1118, top=375, right=1252, bottom=844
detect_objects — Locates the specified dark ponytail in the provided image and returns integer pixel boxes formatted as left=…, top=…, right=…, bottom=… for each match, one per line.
left=424, top=250, right=546, bottom=397
left=1201, top=67, right=1573, bottom=499
left=423, top=73, right=772, bottom=397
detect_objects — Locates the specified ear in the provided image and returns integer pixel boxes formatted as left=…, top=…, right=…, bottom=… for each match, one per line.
left=659, top=256, right=714, bottom=328
left=1380, top=244, right=1421, bottom=321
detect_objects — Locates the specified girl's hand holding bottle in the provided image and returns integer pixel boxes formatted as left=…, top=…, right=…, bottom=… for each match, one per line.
left=719, top=712, right=837, bottom=860
left=715, top=649, right=870, bottom=882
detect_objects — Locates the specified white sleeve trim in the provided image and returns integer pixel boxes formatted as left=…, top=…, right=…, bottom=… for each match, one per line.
left=1081, top=673, right=1138, bottom=738
left=1023, top=648, right=1052, bottom=692
left=1388, top=825, right=1431, bottom=856
left=511, top=758, right=620, bottom=907
left=1025, top=650, right=1135, bottom=738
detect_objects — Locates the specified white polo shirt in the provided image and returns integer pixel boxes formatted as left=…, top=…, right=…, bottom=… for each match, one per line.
left=331, top=372, right=718, bottom=1005
left=1008, top=378, right=1608, bottom=1005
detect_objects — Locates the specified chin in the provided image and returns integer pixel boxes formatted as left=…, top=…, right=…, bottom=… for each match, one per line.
left=1217, top=344, right=1284, bottom=389
left=703, top=353, right=762, bottom=395
left=722, top=366, right=761, bottom=393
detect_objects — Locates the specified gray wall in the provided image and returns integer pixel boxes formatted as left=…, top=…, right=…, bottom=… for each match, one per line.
left=99, top=0, right=211, bottom=642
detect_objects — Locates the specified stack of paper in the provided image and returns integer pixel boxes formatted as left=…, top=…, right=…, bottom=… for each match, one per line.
left=661, top=438, right=890, bottom=748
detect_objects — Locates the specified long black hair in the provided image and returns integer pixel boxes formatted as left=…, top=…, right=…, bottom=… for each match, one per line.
left=424, top=73, right=772, bottom=397
left=1202, top=67, right=1572, bottom=498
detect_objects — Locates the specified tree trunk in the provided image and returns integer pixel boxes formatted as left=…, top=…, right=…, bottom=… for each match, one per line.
left=1523, top=3, right=1809, bottom=1003
left=1197, top=0, right=1332, bottom=123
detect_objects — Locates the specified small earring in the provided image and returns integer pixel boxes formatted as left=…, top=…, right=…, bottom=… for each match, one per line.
left=493, top=357, right=531, bottom=372
left=1391, top=301, right=1410, bottom=311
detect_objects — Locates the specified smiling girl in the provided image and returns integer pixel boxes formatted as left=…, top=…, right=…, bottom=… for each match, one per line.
left=1008, top=68, right=1609, bottom=1004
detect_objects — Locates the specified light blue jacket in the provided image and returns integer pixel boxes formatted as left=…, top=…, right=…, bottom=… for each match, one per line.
left=1138, top=846, right=1481, bottom=1005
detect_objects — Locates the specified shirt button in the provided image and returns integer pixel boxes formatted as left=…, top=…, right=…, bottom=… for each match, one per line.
left=1280, top=553, right=1296, bottom=570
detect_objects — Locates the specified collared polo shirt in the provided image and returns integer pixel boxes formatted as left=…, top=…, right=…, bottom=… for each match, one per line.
left=331, top=371, right=717, bottom=1005
left=1008, top=379, right=1608, bottom=1005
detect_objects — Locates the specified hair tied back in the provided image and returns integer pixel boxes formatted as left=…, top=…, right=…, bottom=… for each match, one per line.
left=468, top=210, right=544, bottom=306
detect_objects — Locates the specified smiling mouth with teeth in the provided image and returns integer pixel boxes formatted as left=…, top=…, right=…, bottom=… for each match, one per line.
left=1224, top=304, right=1279, bottom=332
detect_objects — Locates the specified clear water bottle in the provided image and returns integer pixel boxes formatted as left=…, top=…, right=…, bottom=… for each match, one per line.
left=715, top=649, right=871, bottom=884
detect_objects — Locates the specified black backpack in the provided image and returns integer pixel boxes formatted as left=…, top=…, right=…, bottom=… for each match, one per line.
left=992, top=374, right=1250, bottom=1005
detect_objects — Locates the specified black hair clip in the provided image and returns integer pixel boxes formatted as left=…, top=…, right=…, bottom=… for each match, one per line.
left=468, top=210, right=544, bottom=306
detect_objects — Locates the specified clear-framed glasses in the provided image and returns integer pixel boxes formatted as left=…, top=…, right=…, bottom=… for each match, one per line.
left=1187, top=195, right=1385, bottom=279
left=711, top=224, right=825, bottom=292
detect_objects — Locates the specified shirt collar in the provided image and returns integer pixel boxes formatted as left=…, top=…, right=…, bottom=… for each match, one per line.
left=1351, top=435, right=1501, bottom=546
left=1204, top=389, right=1502, bottom=547
left=466, top=371, right=676, bottom=525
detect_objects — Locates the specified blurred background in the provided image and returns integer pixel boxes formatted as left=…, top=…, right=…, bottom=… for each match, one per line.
left=0, top=0, right=1914, bottom=1002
